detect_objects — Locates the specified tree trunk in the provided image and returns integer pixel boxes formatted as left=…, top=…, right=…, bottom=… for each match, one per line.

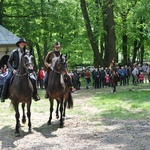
left=122, top=34, right=128, bottom=64
left=80, top=0, right=102, bottom=68
left=35, top=43, right=43, bottom=68
left=0, top=0, right=4, bottom=25
left=140, top=44, right=144, bottom=65
left=132, top=40, right=141, bottom=64
left=103, top=0, right=116, bottom=67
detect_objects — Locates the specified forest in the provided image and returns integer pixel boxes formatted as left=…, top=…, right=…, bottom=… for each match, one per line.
left=0, top=0, right=150, bottom=69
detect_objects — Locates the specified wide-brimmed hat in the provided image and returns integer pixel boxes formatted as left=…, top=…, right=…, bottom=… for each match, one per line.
left=16, top=38, right=28, bottom=47
left=53, top=41, right=61, bottom=48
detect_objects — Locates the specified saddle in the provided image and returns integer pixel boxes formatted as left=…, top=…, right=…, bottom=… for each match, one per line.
left=10, top=75, right=15, bottom=85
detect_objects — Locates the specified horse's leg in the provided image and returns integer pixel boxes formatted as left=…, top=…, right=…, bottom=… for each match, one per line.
left=22, top=103, right=26, bottom=124
left=110, top=82, right=113, bottom=93
left=56, top=99, right=59, bottom=119
left=59, top=98, right=64, bottom=127
left=47, top=98, right=53, bottom=125
left=14, top=103, right=20, bottom=137
left=27, top=100, right=32, bottom=132
left=113, top=83, right=116, bottom=93
left=63, top=100, right=67, bottom=118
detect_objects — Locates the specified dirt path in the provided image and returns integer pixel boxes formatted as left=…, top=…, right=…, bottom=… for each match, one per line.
left=0, top=87, right=150, bottom=150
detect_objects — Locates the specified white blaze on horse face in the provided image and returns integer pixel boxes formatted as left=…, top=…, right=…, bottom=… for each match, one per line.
left=27, top=55, right=34, bottom=70
left=51, top=57, right=58, bottom=68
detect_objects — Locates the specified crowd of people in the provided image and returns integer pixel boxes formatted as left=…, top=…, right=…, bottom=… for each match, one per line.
left=68, top=62, right=150, bottom=90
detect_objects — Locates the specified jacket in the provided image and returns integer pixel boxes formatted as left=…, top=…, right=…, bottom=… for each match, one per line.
left=7, top=48, right=20, bottom=71
left=44, top=50, right=60, bottom=71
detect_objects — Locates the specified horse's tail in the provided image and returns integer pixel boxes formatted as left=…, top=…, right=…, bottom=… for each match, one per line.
left=67, top=91, right=73, bottom=109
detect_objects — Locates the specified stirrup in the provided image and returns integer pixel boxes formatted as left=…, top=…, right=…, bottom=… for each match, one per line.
left=45, top=93, right=49, bottom=98
left=33, top=94, right=40, bottom=101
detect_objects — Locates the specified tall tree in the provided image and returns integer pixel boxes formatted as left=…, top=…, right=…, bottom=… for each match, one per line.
left=0, top=0, right=4, bottom=25
left=80, top=0, right=102, bottom=67
left=102, top=0, right=116, bottom=66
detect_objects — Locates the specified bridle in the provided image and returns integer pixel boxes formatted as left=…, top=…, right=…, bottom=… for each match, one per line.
left=51, top=56, right=67, bottom=75
left=15, top=54, right=34, bottom=77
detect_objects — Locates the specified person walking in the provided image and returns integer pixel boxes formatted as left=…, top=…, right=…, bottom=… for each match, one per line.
left=37, top=67, right=45, bottom=89
left=84, top=69, right=91, bottom=89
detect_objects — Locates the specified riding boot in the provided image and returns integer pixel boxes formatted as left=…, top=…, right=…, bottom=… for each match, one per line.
left=33, top=92, right=40, bottom=101
left=31, top=78, right=40, bottom=101
left=1, top=80, right=9, bottom=102
left=44, top=71, right=50, bottom=98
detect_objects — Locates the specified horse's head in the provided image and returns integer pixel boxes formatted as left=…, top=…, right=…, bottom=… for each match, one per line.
left=53, top=54, right=67, bottom=75
left=20, top=47, right=34, bottom=73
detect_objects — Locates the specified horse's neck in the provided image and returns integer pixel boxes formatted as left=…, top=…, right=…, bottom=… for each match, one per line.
left=50, top=71, right=65, bottom=87
left=18, top=65, right=26, bottom=74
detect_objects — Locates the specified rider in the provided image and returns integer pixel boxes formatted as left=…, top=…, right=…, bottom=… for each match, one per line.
left=1, top=38, right=40, bottom=102
left=109, top=58, right=117, bottom=74
left=44, top=41, right=72, bottom=98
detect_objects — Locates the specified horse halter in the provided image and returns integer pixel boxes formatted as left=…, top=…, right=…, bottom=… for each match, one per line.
left=15, top=53, right=34, bottom=77
left=52, top=55, right=67, bottom=75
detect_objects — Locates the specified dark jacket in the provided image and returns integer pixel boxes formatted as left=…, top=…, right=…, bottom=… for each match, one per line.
left=7, top=48, right=20, bottom=71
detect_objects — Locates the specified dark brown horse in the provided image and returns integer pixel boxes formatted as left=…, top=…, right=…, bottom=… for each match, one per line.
left=9, top=47, right=34, bottom=136
left=47, top=54, right=73, bottom=127
left=110, top=71, right=119, bottom=93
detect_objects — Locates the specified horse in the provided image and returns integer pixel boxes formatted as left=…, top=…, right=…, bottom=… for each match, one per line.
left=47, top=54, right=73, bottom=127
left=109, top=71, right=119, bottom=93
left=9, top=47, right=34, bottom=137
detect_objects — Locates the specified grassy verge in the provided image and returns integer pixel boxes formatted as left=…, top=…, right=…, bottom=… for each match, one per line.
left=87, top=84, right=150, bottom=120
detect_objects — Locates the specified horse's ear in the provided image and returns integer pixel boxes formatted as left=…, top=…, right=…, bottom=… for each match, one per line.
left=29, top=46, right=33, bottom=55
left=64, top=54, right=67, bottom=61
left=60, top=54, right=62, bottom=58
left=23, top=46, right=26, bottom=54
left=65, top=54, right=67, bottom=59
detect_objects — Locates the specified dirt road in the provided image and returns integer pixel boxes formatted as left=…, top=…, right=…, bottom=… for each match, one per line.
left=0, top=87, right=150, bottom=150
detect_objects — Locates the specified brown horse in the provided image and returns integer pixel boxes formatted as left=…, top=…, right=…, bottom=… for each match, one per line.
left=47, top=54, right=73, bottom=127
left=110, top=71, right=119, bottom=93
left=9, top=47, right=34, bottom=136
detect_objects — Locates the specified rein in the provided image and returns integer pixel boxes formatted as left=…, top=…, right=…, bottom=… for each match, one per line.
left=15, top=72, right=35, bottom=77
left=15, top=72, right=28, bottom=77
left=51, top=67, right=61, bottom=74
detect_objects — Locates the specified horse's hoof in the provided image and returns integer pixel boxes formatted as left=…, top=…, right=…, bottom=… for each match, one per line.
left=28, top=127, right=32, bottom=133
left=15, top=132, right=20, bottom=137
left=47, top=121, right=51, bottom=125
left=60, top=121, right=64, bottom=127
left=22, top=119, right=26, bottom=124
left=59, top=123, right=64, bottom=128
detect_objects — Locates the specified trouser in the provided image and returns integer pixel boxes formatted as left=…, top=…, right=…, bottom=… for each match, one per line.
left=1, top=71, right=37, bottom=98
left=44, top=72, right=48, bottom=89
left=1, top=71, right=13, bottom=98
left=29, top=74, right=38, bottom=96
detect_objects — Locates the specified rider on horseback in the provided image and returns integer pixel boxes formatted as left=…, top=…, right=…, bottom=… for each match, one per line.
left=109, top=58, right=118, bottom=74
left=1, top=38, right=40, bottom=102
left=44, top=41, right=72, bottom=98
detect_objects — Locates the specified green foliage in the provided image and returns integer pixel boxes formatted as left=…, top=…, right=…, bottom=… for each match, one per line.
left=1, top=0, right=150, bottom=68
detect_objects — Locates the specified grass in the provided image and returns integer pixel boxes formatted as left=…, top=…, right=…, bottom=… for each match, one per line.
left=0, top=83, right=149, bottom=127
left=87, top=84, right=150, bottom=120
